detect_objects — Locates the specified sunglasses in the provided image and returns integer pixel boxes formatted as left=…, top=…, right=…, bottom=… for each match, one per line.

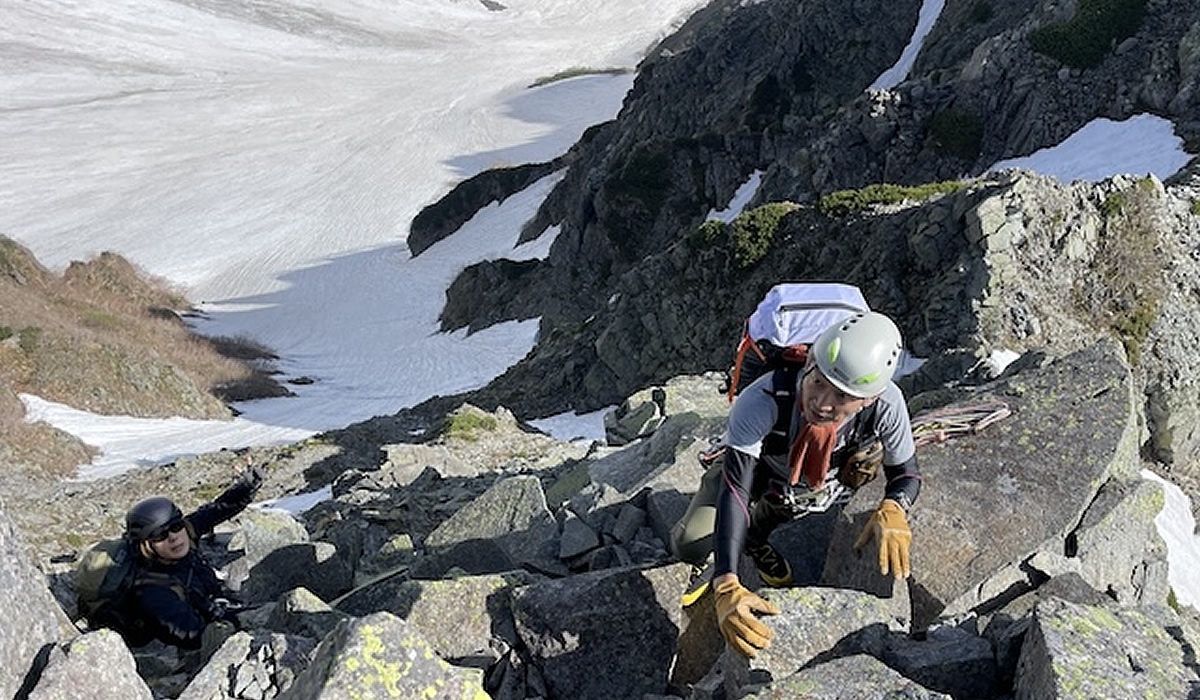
left=150, top=520, right=186, bottom=543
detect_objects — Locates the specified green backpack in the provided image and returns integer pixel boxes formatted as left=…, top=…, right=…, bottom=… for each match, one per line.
left=75, top=537, right=139, bottom=628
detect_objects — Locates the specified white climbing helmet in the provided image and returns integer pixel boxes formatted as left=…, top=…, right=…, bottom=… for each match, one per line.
left=811, top=311, right=903, bottom=398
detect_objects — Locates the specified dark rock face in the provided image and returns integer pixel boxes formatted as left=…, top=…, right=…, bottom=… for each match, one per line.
left=408, top=160, right=562, bottom=257
left=436, top=0, right=925, bottom=349
left=430, top=0, right=1200, bottom=433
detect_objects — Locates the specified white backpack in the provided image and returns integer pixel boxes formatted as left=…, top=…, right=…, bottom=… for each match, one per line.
left=725, top=282, right=869, bottom=400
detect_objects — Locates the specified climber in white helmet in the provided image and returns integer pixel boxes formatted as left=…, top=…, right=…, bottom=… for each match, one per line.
left=670, top=311, right=921, bottom=658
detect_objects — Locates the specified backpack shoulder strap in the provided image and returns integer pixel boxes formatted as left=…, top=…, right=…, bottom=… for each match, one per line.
left=761, top=363, right=804, bottom=456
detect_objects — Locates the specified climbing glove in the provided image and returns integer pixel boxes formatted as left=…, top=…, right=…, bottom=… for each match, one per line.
left=713, top=578, right=780, bottom=658
left=853, top=499, right=912, bottom=579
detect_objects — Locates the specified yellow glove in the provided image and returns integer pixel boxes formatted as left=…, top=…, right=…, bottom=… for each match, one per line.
left=853, top=499, right=912, bottom=579
left=713, top=578, right=780, bottom=658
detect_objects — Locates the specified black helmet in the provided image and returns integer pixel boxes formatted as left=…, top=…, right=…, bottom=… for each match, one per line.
left=125, top=497, right=184, bottom=542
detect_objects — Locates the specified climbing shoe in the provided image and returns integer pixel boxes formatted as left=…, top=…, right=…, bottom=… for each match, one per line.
left=681, top=560, right=715, bottom=608
left=745, top=541, right=793, bottom=587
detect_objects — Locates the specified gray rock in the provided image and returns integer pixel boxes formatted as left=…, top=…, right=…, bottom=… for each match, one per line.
left=1068, top=476, right=1170, bottom=606
left=512, top=563, right=691, bottom=700
left=1014, top=597, right=1199, bottom=699
left=177, top=629, right=316, bottom=700
left=881, top=624, right=1000, bottom=699
left=729, top=584, right=910, bottom=695
left=233, top=508, right=311, bottom=565
left=266, top=588, right=350, bottom=640
left=224, top=508, right=311, bottom=589
left=409, top=537, right=526, bottom=579
left=982, top=573, right=1113, bottom=688
left=243, top=541, right=354, bottom=604
left=353, top=573, right=530, bottom=666
left=588, top=411, right=716, bottom=499
left=26, top=629, right=153, bottom=700
left=559, top=510, right=601, bottom=559
left=425, top=474, right=558, bottom=572
left=352, top=532, right=414, bottom=588
left=0, top=505, right=74, bottom=700
left=744, top=653, right=953, bottom=699
left=277, top=612, right=487, bottom=700
left=825, top=341, right=1141, bottom=628
left=609, top=502, right=647, bottom=543
left=604, top=388, right=665, bottom=445
left=645, top=486, right=693, bottom=546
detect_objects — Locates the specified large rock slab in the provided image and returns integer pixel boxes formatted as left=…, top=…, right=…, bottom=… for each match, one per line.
left=1014, top=597, right=1199, bottom=699
left=511, top=563, right=691, bottom=700
left=26, top=629, right=153, bottom=700
left=278, top=612, right=488, bottom=700
left=1067, top=476, right=1169, bottom=605
left=588, top=412, right=715, bottom=499
left=424, top=474, right=559, bottom=573
left=824, top=341, right=1141, bottom=627
left=0, top=504, right=74, bottom=699
left=340, top=573, right=533, bottom=665
left=744, top=653, right=952, bottom=699
left=723, top=585, right=909, bottom=696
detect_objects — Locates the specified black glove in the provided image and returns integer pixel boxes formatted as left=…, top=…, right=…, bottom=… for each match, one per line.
left=216, top=462, right=265, bottom=509
left=239, top=463, right=265, bottom=494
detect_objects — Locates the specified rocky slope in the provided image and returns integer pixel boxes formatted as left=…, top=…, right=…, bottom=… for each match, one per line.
left=4, top=348, right=1200, bottom=699
left=7, top=1, right=1200, bottom=699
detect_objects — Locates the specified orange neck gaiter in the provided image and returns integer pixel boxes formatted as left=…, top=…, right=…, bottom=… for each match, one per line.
left=786, top=412, right=839, bottom=488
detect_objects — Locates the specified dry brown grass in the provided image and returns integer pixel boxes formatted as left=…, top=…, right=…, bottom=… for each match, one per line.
left=1074, top=179, right=1168, bottom=364
left=0, top=236, right=286, bottom=478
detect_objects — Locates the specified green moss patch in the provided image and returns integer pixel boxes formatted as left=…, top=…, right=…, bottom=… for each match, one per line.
left=817, top=181, right=966, bottom=217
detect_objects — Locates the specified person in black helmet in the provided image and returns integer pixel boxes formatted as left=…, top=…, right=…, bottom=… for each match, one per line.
left=119, top=462, right=264, bottom=649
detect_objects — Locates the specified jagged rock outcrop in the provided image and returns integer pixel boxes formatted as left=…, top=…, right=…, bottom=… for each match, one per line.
left=433, top=0, right=926, bottom=338
left=433, top=1, right=1200, bottom=409
left=0, top=504, right=78, bottom=699
left=420, top=3, right=1200, bottom=514
left=463, top=168, right=1200, bottom=516
left=408, top=159, right=565, bottom=258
